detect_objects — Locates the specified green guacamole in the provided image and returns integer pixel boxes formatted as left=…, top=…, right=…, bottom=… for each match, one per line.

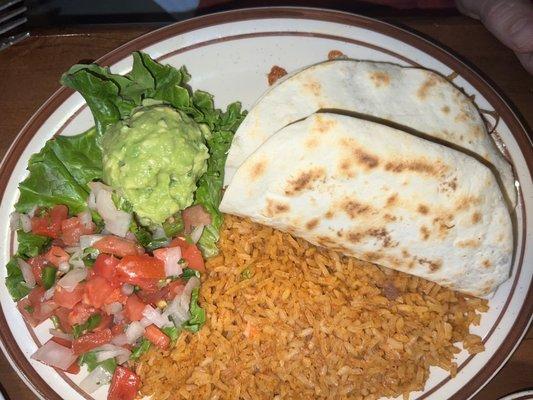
left=102, top=105, right=209, bottom=225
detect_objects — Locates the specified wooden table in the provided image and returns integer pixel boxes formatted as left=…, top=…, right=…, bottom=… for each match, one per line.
left=0, top=13, right=532, bottom=400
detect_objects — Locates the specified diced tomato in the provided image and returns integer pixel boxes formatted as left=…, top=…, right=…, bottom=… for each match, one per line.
left=115, top=255, right=165, bottom=287
left=61, top=217, right=81, bottom=246
left=51, top=335, right=72, bottom=348
left=17, top=298, right=39, bottom=327
left=33, top=300, right=57, bottom=323
left=72, top=328, right=112, bottom=355
left=31, top=205, right=68, bottom=238
left=104, top=288, right=127, bottom=306
left=45, top=246, right=69, bottom=267
left=65, top=362, right=80, bottom=375
left=31, top=217, right=53, bottom=238
left=28, top=286, right=45, bottom=306
left=28, top=256, right=49, bottom=286
left=93, top=254, right=120, bottom=282
left=50, top=205, right=69, bottom=222
left=136, top=288, right=163, bottom=306
left=166, top=280, right=185, bottom=299
left=61, top=216, right=96, bottom=246
left=123, top=295, right=146, bottom=322
left=61, top=217, right=82, bottom=246
left=133, top=278, right=160, bottom=292
left=83, top=276, right=114, bottom=309
left=169, top=237, right=189, bottom=249
left=34, top=301, right=58, bottom=325
left=54, top=284, right=84, bottom=309
left=86, top=267, right=96, bottom=280
left=169, top=238, right=205, bottom=272
left=137, top=280, right=185, bottom=306
left=111, top=323, right=125, bottom=336
left=144, top=324, right=170, bottom=349
left=18, top=292, right=58, bottom=327
left=94, top=314, right=113, bottom=331
left=182, top=244, right=205, bottom=272
left=182, top=205, right=211, bottom=233
left=108, top=366, right=141, bottom=400
left=93, top=236, right=144, bottom=258
left=32, top=266, right=43, bottom=286
left=53, top=307, right=73, bottom=333
left=68, top=303, right=97, bottom=326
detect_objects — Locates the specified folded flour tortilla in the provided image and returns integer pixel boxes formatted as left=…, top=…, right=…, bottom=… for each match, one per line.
left=220, top=113, right=513, bottom=296
left=224, top=60, right=516, bottom=208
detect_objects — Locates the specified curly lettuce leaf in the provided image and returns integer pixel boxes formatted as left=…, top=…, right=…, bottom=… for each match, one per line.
left=194, top=102, right=246, bottom=257
left=16, top=231, right=51, bottom=260
left=5, top=258, right=30, bottom=301
left=60, top=52, right=191, bottom=137
left=15, top=128, right=102, bottom=214
left=60, top=63, right=150, bottom=136
left=130, top=338, right=151, bottom=361
left=182, top=287, right=206, bottom=333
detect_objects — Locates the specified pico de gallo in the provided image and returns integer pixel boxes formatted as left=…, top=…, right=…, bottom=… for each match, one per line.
left=4, top=52, right=247, bottom=400
left=8, top=198, right=210, bottom=400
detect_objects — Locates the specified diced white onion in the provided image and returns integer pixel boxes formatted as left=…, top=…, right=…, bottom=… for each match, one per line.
left=58, top=262, right=70, bottom=274
left=88, top=191, right=97, bottom=210
left=140, top=317, right=151, bottom=328
left=31, top=340, right=77, bottom=371
left=89, top=182, right=131, bottom=238
left=64, top=246, right=81, bottom=254
left=153, top=226, right=166, bottom=239
left=10, top=212, right=20, bottom=231
left=78, top=209, right=93, bottom=228
left=116, top=351, right=131, bottom=365
left=104, top=302, right=123, bottom=315
left=49, top=329, right=73, bottom=341
left=43, top=285, right=56, bottom=300
left=57, top=268, right=87, bottom=292
left=57, top=261, right=70, bottom=275
left=162, top=277, right=200, bottom=327
left=93, top=344, right=131, bottom=364
left=190, top=225, right=205, bottom=244
left=79, top=235, right=105, bottom=250
left=125, top=231, right=137, bottom=242
left=28, top=206, right=37, bottom=218
left=79, top=364, right=113, bottom=393
left=121, top=284, right=134, bottom=296
left=111, top=333, right=129, bottom=346
left=113, top=312, right=125, bottom=325
left=125, top=321, right=145, bottom=343
left=17, top=258, right=36, bottom=288
left=40, top=301, right=58, bottom=316
left=20, top=214, right=32, bottom=233
left=142, top=305, right=170, bottom=328
left=154, top=246, right=182, bottom=278
left=67, top=250, right=85, bottom=269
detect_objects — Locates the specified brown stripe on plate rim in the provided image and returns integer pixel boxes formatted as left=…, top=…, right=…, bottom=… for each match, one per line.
left=156, top=30, right=420, bottom=67
left=0, top=7, right=530, bottom=400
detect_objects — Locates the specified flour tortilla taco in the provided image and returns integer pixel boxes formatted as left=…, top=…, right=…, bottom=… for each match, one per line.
left=224, top=60, right=516, bottom=209
left=221, top=113, right=513, bottom=297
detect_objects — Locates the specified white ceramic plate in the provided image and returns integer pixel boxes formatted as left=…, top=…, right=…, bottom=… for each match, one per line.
left=0, top=7, right=531, bottom=400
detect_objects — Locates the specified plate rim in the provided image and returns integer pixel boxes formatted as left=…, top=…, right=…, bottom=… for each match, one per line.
left=0, top=7, right=531, bottom=400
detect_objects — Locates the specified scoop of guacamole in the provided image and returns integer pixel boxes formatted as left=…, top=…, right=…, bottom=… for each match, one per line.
left=102, top=105, right=209, bottom=225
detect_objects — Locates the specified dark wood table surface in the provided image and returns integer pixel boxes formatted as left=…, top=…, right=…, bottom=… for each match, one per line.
left=0, top=12, right=532, bottom=400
